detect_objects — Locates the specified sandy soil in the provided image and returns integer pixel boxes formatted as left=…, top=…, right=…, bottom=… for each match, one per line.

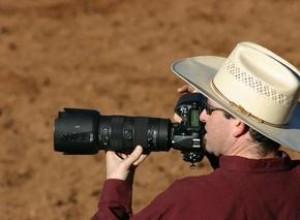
left=1, top=0, right=300, bottom=219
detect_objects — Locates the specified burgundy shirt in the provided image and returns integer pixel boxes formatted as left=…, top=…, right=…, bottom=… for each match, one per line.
left=92, top=155, right=300, bottom=220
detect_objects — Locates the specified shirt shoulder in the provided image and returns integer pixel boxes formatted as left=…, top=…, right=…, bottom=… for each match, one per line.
left=166, top=170, right=241, bottom=204
left=140, top=171, right=245, bottom=219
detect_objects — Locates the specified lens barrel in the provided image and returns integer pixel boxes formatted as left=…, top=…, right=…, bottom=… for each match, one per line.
left=54, top=108, right=172, bottom=154
left=99, top=116, right=171, bottom=153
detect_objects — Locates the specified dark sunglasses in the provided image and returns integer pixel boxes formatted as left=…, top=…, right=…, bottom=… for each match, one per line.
left=205, top=102, right=226, bottom=115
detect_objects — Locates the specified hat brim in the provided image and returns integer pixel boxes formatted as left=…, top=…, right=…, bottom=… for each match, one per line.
left=171, top=56, right=300, bottom=152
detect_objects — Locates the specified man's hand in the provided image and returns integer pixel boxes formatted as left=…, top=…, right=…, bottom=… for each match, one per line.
left=105, top=146, right=148, bottom=182
left=177, top=84, right=198, bottom=94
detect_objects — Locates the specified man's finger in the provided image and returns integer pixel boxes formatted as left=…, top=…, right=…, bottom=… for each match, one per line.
left=122, top=145, right=143, bottom=168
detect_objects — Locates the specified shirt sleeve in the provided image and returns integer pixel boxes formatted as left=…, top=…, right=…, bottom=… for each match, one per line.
left=91, top=177, right=211, bottom=220
left=91, top=179, right=175, bottom=220
left=91, top=179, right=133, bottom=220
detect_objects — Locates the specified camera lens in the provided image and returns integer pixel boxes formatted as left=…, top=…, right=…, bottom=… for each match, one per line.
left=54, top=108, right=172, bottom=154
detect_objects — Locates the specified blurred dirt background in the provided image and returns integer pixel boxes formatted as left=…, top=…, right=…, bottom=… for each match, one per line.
left=1, top=0, right=300, bottom=219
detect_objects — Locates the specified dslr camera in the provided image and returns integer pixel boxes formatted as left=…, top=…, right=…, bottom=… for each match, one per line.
left=54, top=93, right=207, bottom=163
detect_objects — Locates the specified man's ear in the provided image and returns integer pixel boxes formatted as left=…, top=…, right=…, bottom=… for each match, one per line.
left=232, top=119, right=248, bottom=137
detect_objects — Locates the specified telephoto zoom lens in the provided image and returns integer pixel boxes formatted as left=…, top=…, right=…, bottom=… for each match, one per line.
left=54, top=108, right=172, bottom=154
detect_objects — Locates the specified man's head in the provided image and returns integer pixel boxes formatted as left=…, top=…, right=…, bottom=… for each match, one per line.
left=172, top=42, right=300, bottom=153
left=200, top=99, right=280, bottom=158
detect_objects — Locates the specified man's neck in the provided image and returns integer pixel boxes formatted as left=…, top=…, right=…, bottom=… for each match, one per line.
left=225, top=135, right=279, bottom=159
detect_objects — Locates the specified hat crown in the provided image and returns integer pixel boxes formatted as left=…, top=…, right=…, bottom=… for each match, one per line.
left=212, top=42, right=300, bottom=125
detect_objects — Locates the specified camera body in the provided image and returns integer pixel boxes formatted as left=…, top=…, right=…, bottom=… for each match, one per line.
left=171, top=93, right=206, bottom=162
left=54, top=93, right=206, bottom=163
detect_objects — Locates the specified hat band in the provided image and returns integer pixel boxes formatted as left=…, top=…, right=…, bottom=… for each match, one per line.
left=210, top=80, right=286, bottom=128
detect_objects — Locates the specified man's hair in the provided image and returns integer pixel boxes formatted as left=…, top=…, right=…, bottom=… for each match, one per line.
left=248, top=128, right=280, bottom=155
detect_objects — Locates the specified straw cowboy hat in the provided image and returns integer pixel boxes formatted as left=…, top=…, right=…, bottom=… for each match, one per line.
left=171, top=42, right=300, bottom=152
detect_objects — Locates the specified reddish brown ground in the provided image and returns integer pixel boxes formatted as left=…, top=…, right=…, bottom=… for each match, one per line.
left=1, top=0, right=300, bottom=219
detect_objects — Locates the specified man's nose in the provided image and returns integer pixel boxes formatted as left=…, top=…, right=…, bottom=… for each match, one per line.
left=199, top=109, right=207, bottom=122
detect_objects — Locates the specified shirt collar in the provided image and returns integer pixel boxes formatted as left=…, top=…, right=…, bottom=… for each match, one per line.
left=219, top=153, right=298, bottom=173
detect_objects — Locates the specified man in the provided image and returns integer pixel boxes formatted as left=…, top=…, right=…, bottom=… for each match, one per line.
left=92, top=42, right=300, bottom=219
